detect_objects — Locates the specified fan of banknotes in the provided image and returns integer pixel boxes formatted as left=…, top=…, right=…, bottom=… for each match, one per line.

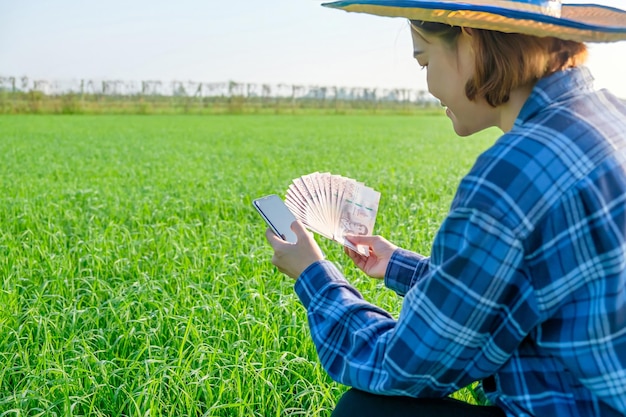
left=284, top=172, right=381, bottom=256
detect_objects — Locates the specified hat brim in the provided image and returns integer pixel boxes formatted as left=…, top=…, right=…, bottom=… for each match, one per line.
left=322, top=1, right=626, bottom=42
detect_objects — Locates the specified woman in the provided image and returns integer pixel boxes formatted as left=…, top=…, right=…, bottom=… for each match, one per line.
left=265, top=1, right=626, bottom=416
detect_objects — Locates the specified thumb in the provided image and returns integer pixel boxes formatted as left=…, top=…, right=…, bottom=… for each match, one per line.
left=344, top=234, right=378, bottom=246
left=290, top=220, right=310, bottom=239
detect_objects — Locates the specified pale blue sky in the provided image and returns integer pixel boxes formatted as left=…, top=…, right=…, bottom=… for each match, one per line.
left=1, top=0, right=625, bottom=97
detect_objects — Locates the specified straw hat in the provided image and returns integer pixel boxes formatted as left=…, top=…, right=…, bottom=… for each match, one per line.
left=322, top=0, right=626, bottom=42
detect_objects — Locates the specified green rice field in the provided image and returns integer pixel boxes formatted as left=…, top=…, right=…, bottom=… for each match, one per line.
left=0, top=114, right=499, bottom=416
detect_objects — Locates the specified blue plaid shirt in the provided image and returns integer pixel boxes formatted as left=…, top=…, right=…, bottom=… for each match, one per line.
left=294, top=67, right=626, bottom=417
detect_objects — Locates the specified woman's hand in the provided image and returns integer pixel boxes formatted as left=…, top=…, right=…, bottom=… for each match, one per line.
left=344, top=234, right=398, bottom=279
left=265, top=220, right=325, bottom=279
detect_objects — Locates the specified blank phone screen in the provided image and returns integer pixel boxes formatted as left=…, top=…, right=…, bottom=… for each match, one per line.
left=254, top=195, right=298, bottom=243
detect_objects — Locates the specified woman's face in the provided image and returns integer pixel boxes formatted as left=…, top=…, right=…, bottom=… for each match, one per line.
left=411, top=27, right=497, bottom=136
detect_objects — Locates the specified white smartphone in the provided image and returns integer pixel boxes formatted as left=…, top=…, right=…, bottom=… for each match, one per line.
left=253, top=194, right=298, bottom=243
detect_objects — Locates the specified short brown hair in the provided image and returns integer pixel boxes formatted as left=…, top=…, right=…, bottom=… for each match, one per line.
left=410, top=21, right=588, bottom=107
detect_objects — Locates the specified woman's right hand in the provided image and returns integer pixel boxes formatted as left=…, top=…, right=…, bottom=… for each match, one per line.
left=343, top=235, right=398, bottom=279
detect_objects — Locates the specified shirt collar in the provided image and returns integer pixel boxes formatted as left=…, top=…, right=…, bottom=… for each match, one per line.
left=514, top=66, right=596, bottom=128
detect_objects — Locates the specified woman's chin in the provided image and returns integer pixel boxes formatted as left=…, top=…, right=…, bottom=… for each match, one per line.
left=450, top=119, right=477, bottom=137
left=448, top=111, right=483, bottom=137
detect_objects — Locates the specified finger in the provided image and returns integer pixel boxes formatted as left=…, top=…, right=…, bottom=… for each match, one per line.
left=344, top=234, right=377, bottom=246
left=290, top=220, right=312, bottom=240
left=345, top=246, right=359, bottom=259
left=265, top=228, right=288, bottom=248
left=345, top=246, right=365, bottom=263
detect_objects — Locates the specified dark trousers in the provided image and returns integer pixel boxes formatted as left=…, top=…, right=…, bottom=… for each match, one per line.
left=331, top=389, right=506, bottom=417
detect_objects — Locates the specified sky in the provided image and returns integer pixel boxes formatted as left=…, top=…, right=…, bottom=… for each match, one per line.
left=1, top=0, right=626, bottom=97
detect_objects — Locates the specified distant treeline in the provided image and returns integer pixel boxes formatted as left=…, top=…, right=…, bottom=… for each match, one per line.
left=0, top=76, right=441, bottom=115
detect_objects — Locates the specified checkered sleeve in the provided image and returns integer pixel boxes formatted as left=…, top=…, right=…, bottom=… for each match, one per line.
left=384, top=249, right=430, bottom=296
left=294, top=208, right=538, bottom=397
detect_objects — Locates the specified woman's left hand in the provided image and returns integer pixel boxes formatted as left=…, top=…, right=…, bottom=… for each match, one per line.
left=265, top=220, right=325, bottom=279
